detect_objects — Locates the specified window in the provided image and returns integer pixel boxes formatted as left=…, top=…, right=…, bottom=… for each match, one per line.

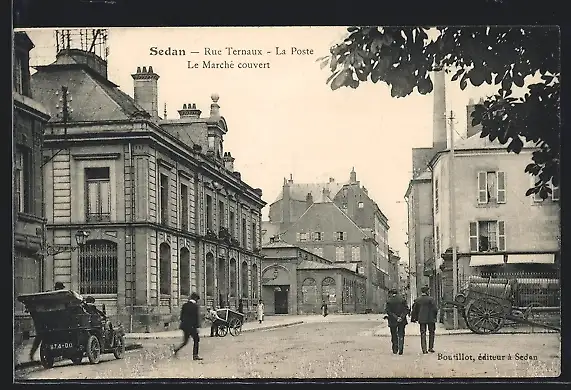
left=208, top=135, right=215, bottom=150
left=218, top=200, right=225, bottom=228
left=252, top=221, right=257, bottom=249
left=180, top=248, right=190, bottom=296
left=297, top=232, right=308, bottom=242
left=469, top=220, right=506, bottom=252
left=159, top=243, right=171, bottom=295
left=180, top=184, right=188, bottom=231
left=15, top=147, right=32, bottom=213
left=242, top=218, right=247, bottom=247
left=335, top=231, right=346, bottom=241
left=229, top=211, right=236, bottom=237
left=301, top=278, right=318, bottom=304
left=79, top=240, right=118, bottom=294
left=434, top=178, right=439, bottom=212
left=533, top=179, right=560, bottom=202
left=312, top=232, right=323, bottom=241
left=478, top=171, right=506, bottom=204
left=342, top=203, right=348, bottom=210
left=314, top=247, right=323, bottom=257
left=14, top=53, right=23, bottom=94
left=335, top=246, right=345, bottom=262
left=159, top=174, right=169, bottom=225
left=435, top=226, right=440, bottom=257
left=86, top=167, right=110, bottom=222
left=252, top=263, right=258, bottom=299
left=206, top=195, right=213, bottom=230
left=352, top=246, right=360, bottom=262
left=358, top=201, right=364, bottom=209
left=229, top=258, right=237, bottom=298
left=241, top=261, right=249, bottom=298
left=206, top=252, right=215, bottom=297
left=322, top=277, right=336, bottom=304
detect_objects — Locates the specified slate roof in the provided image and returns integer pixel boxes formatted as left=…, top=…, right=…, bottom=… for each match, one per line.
left=262, top=240, right=297, bottom=249
left=455, top=131, right=539, bottom=151
left=297, top=260, right=362, bottom=276
left=272, top=181, right=347, bottom=204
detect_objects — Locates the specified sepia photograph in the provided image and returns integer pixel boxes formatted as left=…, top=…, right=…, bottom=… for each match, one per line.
left=12, top=24, right=561, bottom=381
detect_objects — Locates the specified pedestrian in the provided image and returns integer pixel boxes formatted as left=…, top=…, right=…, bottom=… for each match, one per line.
left=257, top=300, right=264, bottom=324
left=384, top=288, right=409, bottom=355
left=411, top=285, right=439, bottom=354
left=29, top=282, right=66, bottom=361
left=208, top=307, right=224, bottom=337
left=173, top=292, right=203, bottom=360
left=321, top=300, right=328, bottom=317
left=238, top=300, right=244, bottom=315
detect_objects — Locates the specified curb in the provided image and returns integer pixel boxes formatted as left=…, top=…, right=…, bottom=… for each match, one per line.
left=373, top=329, right=559, bottom=337
left=125, top=321, right=306, bottom=340
left=14, top=343, right=144, bottom=371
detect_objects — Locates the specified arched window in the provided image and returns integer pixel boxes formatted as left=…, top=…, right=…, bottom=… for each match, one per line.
left=229, top=258, right=237, bottom=298
left=322, top=277, right=336, bottom=304
left=252, top=263, right=258, bottom=299
left=159, top=243, right=171, bottom=295
left=180, top=248, right=190, bottom=297
left=301, top=278, right=317, bottom=304
left=206, top=252, right=215, bottom=297
left=241, top=261, right=248, bottom=298
left=218, top=257, right=227, bottom=306
left=79, top=239, right=118, bottom=294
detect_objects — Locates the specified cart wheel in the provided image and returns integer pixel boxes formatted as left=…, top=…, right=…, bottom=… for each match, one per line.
left=113, top=335, right=125, bottom=359
left=229, top=318, right=242, bottom=336
left=86, top=335, right=101, bottom=364
left=39, top=342, right=54, bottom=369
left=71, top=353, right=83, bottom=365
left=465, top=297, right=505, bottom=334
left=217, top=325, right=229, bottom=337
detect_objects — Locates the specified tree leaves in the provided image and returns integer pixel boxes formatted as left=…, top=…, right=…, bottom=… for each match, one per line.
left=321, top=26, right=560, bottom=200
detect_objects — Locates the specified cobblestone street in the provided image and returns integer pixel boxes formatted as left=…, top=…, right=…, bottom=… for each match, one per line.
left=16, top=318, right=560, bottom=380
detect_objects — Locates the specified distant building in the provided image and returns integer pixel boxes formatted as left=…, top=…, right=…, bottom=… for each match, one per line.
left=31, top=42, right=265, bottom=331
left=388, top=247, right=400, bottom=290
left=261, top=241, right=366, bottom=315
left=13, top=32, right=51, bottom=344
left=262, top=169, right=390, bottom=313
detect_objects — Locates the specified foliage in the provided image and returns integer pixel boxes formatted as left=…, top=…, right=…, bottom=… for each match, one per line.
left=319, top=27, right=560, bottom=199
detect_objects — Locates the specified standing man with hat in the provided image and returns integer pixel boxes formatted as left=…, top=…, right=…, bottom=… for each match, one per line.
left=411, top=285, right=439, bottom=354
left=174, top=292, right=203, bottom=360
left=384, top=288, right=410, bottom=355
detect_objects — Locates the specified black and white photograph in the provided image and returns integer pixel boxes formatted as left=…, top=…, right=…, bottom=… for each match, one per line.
left=13, top=23, right=561, bottom=381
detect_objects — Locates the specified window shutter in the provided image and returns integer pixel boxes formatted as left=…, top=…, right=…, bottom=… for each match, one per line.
left=478, top=172, right=488, bottom=203
left=552, top=184, right=560, bottom=201
left=469, top=222, right=479, bottom=252
left=498, top=221, right=506, bottom=251
left=296, top=232, right=300, bottom=241
left=497, top=171, right=506, bottom=203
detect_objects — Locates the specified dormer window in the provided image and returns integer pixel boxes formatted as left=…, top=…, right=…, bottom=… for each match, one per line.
left=208, top=135, right=215, bottom=150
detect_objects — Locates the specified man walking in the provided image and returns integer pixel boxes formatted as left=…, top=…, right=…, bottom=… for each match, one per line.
left=411, top=285, right=439, bottom=354
left=384, top=289, right=409, bottom=355
left=174, top=292, right=203, bottom=360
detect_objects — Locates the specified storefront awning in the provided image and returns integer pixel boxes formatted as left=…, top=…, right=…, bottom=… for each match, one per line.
left=507, top=254, right=555, bottom=264
left=469, top=254, right=505, bottom=267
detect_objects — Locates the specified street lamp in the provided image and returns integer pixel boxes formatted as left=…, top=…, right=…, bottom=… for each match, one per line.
left=44, top=230, right=90, bottom=256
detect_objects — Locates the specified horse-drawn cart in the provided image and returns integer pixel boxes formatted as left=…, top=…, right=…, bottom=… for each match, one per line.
left=214, top=308, right=245, bottom=337
left=444, top=276, right=560, bottom=334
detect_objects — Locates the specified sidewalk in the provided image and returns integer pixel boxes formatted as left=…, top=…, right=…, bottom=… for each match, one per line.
left=372, top=323, right=560, bottom=337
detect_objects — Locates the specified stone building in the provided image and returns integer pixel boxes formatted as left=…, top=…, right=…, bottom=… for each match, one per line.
left=31, top=48, right=265, bottom=332
left=261, top=241, right=366, bottom=315
left=13, top=32, right=51, bottom=344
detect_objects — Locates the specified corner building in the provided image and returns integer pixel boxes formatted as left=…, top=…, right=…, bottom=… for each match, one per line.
left=32, top=49, right=265, bottom=332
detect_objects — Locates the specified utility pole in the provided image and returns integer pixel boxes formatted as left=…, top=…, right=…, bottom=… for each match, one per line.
left=448, top=110, right=458, bottom=329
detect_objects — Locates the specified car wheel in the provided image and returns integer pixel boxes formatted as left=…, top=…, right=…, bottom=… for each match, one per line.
left=39, top=342, right=54, bottom=369
left=86, top=335, right=101, bottom=364
left=113, top=335, right=125, bottom=359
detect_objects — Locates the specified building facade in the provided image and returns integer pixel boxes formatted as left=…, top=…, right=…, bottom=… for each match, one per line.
left=31, top=48, right=265, bottom=332
left=261, top=242, right=366, bottom=315
left=13, top=32, right=51, bottom=344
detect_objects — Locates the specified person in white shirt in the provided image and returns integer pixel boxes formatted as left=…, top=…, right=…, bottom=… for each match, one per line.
left=209, top=307, right=223, bottom=337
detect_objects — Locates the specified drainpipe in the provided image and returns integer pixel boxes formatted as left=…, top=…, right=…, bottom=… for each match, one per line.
left=129, top=142, right=135, bottom=333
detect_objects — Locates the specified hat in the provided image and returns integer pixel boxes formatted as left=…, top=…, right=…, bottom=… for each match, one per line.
left=389, top=289, right=398, bottom=295
left=54, top=282, right=65, bottom=290
left=190, top=292, right=200, bottom=301
left=421, top=286, right=430, bottom=293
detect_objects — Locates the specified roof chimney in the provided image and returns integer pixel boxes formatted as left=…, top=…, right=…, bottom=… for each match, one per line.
left=178, top=102, right=202, bottom=119
left=432, top=69, right=447, bottom=151
left=288, top=174, right=293, bottom=184
left=350, top=167, right=357, bottom=184
left=322, top=187, right=331, bottom=199
left=210, top=93, right=220, bottom=117
left=223, top=151, right=235, bottom=172
left=329, top=177, right=335, bottom=183
left=131, top=65, right=160, bottom=118
left=306, top=192, right=313, bottom=208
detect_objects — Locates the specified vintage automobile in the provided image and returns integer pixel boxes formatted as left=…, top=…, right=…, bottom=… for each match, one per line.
left=17, top=290, right=125, bottom=369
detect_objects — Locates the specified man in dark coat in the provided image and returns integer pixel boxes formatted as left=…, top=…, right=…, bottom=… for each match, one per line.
left=384, top=289, right=409, bottom=355
left=411, top=285, right=439, bottom=354
left=174, top=292, right=203, bottom=360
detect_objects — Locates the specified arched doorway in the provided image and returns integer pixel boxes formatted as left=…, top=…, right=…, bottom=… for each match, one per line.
left=180, top=248, right=190, bottom=298
left=241, top=260, right=248, bottom=310
left=218, top=256, right=227, bottom=307
left=229, top=258, right=237, bottom=307
left=159, top=243, right=171, bottom=296
left=252, top=263, right=258, bottom=301
left=205, top=252, right=214, bottom=300
left=321, top=277, right=336, bottom=306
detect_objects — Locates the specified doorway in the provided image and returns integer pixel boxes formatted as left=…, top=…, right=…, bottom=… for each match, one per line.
left=274, top=286, right=289, bottom=314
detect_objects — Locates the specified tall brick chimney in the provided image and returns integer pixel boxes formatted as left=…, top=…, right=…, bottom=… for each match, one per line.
left=282, top=175, right=292, bottom=225
left=466, top=97, right=484, bottom=138
left=178, top=103, right=202, bottom=119
left=432, top=69, right=447, bottom=151
left=131, top=66, right=160, bottom=118
left=350, top=167, right=357, bottom=184
left=306, top=192, right=313, bottom=209
left=223, top=151, right=235, bottom=171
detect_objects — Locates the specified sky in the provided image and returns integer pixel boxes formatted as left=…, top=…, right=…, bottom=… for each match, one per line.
left=20, top=26, right=505, bottom=264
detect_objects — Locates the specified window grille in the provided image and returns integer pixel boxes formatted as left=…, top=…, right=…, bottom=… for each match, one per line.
left=79, top=240, right=118, bottom=294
